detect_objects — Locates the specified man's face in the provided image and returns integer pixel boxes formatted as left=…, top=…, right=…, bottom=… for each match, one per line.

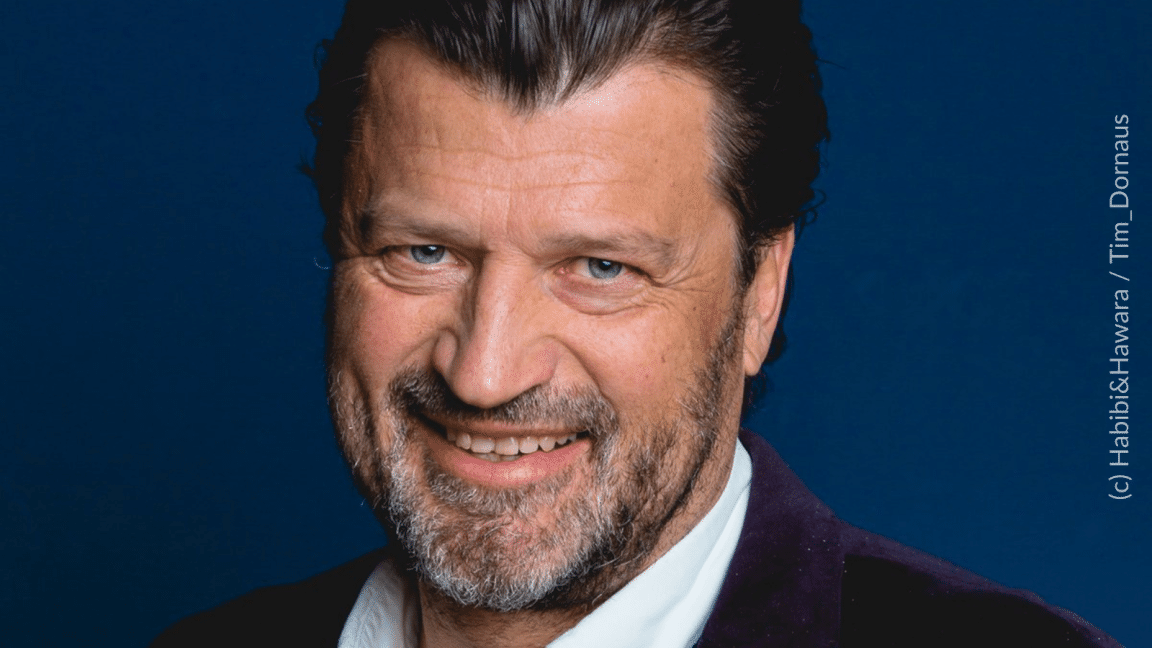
left=327, top=42, right=787, bottom=611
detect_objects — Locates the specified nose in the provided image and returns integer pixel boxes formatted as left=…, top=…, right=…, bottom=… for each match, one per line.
left=433, top=262, right=559, bottom=409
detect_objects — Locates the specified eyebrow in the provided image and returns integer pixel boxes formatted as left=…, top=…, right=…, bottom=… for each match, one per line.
left=356, top=202, right=478, bottom=249
left=536, top=231, right=680, bottom=270
left=358, top=201, right=682, bottom=270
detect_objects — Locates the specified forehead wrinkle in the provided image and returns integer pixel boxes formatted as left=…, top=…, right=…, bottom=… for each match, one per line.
left=388, top=147, right=625, bottom=197
left=391, top=139, right=623, bottom=165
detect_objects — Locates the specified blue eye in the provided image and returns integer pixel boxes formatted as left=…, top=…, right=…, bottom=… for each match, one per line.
left=410, top=245, right=446, bottom=264
left=587, top=258, right=623, bottom=279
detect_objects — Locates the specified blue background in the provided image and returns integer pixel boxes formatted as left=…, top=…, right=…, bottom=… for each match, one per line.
left=2, top=1, right=1148, bottom=645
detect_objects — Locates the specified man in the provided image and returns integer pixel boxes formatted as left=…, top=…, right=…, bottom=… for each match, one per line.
left=155, top=0, right=1122, bottom=646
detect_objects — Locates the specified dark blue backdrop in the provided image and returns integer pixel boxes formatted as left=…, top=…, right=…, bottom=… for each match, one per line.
left=3, top=1, right=1147, bottom=645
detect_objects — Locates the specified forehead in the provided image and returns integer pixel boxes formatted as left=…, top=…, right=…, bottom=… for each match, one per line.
left=341, top=40, right=732, bottom=254
left=357, top=38, right=716, bottom=152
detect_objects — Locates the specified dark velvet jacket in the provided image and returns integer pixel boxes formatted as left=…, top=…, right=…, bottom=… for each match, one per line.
left=153, top=432, right=1122, bottom=647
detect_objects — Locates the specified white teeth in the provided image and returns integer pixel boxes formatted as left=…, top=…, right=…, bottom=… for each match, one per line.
left=446, top=430, right=583, bottom=457
left=470, top=436, right=495, bottom=454
left=494, top=437, right=519, bottom=456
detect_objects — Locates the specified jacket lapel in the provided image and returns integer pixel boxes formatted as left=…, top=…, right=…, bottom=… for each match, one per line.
left=695, top=431, right=844, bottom=647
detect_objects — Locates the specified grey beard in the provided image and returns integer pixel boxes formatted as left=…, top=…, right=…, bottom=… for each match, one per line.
left=379, top=373, right=635, bottom=611
left=333, top=311, right=740, bottom=612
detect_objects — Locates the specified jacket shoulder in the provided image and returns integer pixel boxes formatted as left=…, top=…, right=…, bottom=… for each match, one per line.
left=839, top=529, right=1123, bottom=648
left=150, top=549, right=387, bottom=648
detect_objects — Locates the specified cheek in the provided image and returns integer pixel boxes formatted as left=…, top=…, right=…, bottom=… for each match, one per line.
left=566, top=310, right=710, bottom=418
left=329, top=264, right=448, bottom=378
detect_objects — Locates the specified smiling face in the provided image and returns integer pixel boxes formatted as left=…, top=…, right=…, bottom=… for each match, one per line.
left=326, top=41, right=791, bottom=611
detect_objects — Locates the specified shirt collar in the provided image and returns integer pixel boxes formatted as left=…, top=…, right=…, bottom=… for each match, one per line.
left=549, top=441, right=752, bottom=648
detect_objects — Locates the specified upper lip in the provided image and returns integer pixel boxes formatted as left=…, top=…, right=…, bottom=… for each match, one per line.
left=419, top=411, right=578, bottom=440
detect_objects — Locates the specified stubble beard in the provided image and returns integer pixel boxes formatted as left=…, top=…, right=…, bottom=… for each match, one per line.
left=329, top=312, right=743, bottom=613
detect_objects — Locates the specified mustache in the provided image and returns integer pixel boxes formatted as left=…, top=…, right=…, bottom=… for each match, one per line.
left=389, top=368, right=617, bottom=436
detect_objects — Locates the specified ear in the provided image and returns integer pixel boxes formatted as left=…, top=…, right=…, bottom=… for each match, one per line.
left=742, top=226, right=795, bottom=376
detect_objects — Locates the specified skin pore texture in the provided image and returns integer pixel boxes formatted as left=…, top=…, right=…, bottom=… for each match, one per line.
left=326, top=41, right=793, bottom=648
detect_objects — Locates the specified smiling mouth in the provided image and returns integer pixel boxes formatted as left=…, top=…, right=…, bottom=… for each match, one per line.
left=444, top=428, right=587, bottom=463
